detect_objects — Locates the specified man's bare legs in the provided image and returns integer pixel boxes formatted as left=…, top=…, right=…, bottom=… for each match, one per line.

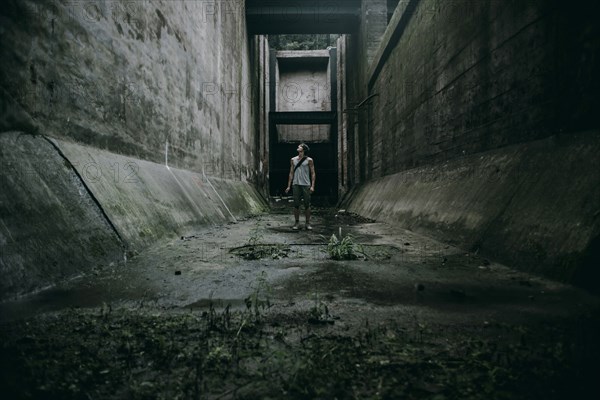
left=293, top=207, right=311, bottom=230
left=293, top=207, right=300, bottom=229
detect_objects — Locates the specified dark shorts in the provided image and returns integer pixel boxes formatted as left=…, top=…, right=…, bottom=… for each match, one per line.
left=292, top=185, right=311, bottom=209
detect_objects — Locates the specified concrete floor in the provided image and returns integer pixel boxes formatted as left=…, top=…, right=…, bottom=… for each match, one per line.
left=2, top=206, right=600, bottom=398
left=2, top=205, right=598, bottom=328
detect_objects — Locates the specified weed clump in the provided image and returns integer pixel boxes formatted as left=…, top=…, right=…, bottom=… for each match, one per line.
left=231, top=221, right=290, bottom=260
left=327, top=233, right=358, bottom=260
left=232, top=244, right=290, bottom=260
left=0, top=303, right=596, bottom=399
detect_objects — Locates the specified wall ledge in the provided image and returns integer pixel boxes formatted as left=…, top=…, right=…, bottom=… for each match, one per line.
left=367, top=0, right=420, bottom=90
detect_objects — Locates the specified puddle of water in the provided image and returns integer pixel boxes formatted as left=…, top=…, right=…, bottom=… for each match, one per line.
left=0, top=281, right=155, bottom=322
left=273, top=260, right=566, bottom=313
left=0, top=286, right=110, bottom=321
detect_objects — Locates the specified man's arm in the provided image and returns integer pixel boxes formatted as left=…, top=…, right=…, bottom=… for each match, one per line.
left=309, top=159, right=316, bottom=193
left=285, top=158, right=294, bottom=193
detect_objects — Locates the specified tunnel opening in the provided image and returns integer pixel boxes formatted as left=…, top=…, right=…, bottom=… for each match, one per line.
left=265, top=37, right=339, bottom=205
left=1, top=0, right=599, bottom=398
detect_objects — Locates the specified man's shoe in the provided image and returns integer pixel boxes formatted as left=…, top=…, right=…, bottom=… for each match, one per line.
left=305, top=224, right=313, bottom=231
left=292, top=223, right=300, bottom=230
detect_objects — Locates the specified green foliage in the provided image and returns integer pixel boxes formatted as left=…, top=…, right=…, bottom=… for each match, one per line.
left=244, top=271, right=272, bottom=322
left=233, top=244, right=290, bottom=260
left=233, top=221, right=290, bottom=260
left=247, top=221, right=263, bottom=247
left=270, top=34, right=340, bottom=50
left=327, top=233, right=358, bottom=260
left=0, top=306, right=592, bottom=399
left=308, top=292, right=332, bottom=324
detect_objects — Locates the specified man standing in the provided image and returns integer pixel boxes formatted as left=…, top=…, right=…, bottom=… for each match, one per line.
left=285, top=143, right=316, bottom=230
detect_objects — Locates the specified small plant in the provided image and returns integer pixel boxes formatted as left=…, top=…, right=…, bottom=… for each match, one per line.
left=308, top=292, right=332, bottom=324
left=206, top=344, right=232, bottom=367
left=244, top=271, right=272, bottom=322
left=232, top=244, right=290, bottom=260
left=247, top=222, right=263, bottom=247
left=232, top=221, right=291, bottom=260
left=327, top=233, right=358, bottom=260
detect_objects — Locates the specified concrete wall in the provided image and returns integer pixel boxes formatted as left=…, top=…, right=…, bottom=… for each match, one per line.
left=0, top=0, right=254, bottom=177
left=277, top=125, right=330, bottom=143
left=346, top=131, right=600, bottom=290
left=252, top=35, right=271, bottom=199
left=340, top=0, right=390, bottom=190
left=367, top=0, right=599, bottom=175
left=57, top=139, right=266, bottom=250
left=345, top=0, right=600, bottom=290
left=1, top=132, right=267, bottom=300
left=276, top=69, right=330, bottom=112
left=0, top=1, right=268, bottom=299
left=0, top=132, right=125, bottom=299
left=359, top=0, right=388, bottom=78
left=336, top=36, right=349, bottom=195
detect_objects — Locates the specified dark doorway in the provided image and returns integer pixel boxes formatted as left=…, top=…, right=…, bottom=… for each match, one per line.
left=268, top=47, right=338, bottom=205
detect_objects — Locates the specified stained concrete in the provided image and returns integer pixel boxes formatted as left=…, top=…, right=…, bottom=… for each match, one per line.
left=345, top=130, right=600, bottom=292
left=0, top=0, right=267, bottom=299
left=0, top=132, right=124, bottom=299
left=341, top=0, right=600, bottom=289
left=0, top=133, right=268, bottom=301
left=0, top=0, right=255, bottom=175
left=2, top=208, right=597, bottom=327
left=1, top=207, right=599, bottom=398
left=362, top=0, right=600, bottom=173
left=56, top=139, right=267, bottom=250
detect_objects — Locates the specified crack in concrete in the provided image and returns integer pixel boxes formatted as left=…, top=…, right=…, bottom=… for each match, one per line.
left=41, top=135, right=128, bottom=254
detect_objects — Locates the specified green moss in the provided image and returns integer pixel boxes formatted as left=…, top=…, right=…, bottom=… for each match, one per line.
left=1, top=307, right=596, bottom=399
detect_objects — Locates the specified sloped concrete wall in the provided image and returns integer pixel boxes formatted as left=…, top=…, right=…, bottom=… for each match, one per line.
left=346, top=131, right=600, bottom=291
left=345, top=0, right=600, bottom=289
left=56, top=139, right=266, bottom=250
left=0, top=1, right=268, bottom=299
left=1, top=133, right=267, bottom=300
left=0, top=132, right=125, bottom=299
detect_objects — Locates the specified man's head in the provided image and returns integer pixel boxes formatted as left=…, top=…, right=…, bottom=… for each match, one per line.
left=297, top=143, right=310, bottom=155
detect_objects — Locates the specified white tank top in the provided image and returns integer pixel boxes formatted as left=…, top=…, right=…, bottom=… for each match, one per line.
left=293, top=157, right=311, bottom=186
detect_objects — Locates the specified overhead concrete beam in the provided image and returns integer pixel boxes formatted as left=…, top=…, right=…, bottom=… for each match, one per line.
left=246, top=0, right=361, bottom=34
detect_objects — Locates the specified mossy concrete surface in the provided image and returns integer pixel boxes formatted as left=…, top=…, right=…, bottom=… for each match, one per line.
left=0, top=133, right=268, bottom=301
left=2, top=208, right=598, bottom=326
left=56, top=139, right=268, bottom=250
left=0, top=209, right=598, bottom=398
left=345, top=130, right=600, bottom=292
left=0, top=132, right=125, bottom=300
left=0, top=0, right=255, bottom=175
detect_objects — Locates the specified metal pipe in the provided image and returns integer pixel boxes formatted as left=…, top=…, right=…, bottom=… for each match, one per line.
left=342, top=93, right=379, bottom=113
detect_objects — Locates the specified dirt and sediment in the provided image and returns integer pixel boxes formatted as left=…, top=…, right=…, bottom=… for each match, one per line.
left=1, top=205, right=599, bottom=399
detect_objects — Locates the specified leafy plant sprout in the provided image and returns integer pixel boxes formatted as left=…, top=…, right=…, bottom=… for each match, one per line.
left=247, top=220, right=263, bottom=247
left=244, top=271, right=272, bottom=322
left=327, top=233, right=358, bottom=260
